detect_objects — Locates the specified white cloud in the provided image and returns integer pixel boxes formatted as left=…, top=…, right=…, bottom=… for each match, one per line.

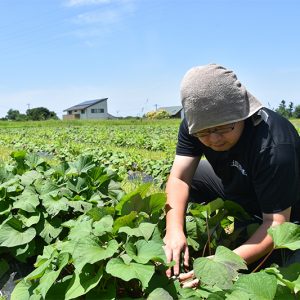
left=65, top=0, right=112, bottom=7
left=64, top=0, right=136, bottom=43
left=75, top=9, right=120, bottom=24
left=64, top=0, right=134, bottom=7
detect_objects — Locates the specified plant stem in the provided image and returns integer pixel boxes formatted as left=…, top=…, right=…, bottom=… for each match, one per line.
left=206, top=215, right=212, bottom=256
left=251, top=248, right=274, bottom=273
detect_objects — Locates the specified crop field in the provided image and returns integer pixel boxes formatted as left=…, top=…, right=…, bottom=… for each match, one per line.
left=0, top=118, right=300, bottom=299
left=0, top=119, right=181, bottom=190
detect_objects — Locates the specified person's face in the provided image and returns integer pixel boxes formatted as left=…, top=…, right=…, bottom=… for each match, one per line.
left=193, top=121, right=245, bottom=151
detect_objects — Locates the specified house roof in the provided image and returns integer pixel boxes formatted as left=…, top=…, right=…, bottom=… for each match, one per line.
left=64, top=98, right=108, bottom=111
left=158, top=106, right=183, bottom=116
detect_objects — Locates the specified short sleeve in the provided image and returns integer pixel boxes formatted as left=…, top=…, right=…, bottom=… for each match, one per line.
left=253, top=144, right=300, bottom=214
left=176, top=119, right=203, bottom=157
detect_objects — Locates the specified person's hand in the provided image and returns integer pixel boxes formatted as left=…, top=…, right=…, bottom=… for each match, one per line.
left=178, top=255, right=214, bottom=288
left=163, top=229, right=189, bottom=277
left=178, top=270, right=199, bottom=288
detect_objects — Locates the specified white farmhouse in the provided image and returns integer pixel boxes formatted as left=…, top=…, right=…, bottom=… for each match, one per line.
left=63, top=98, right=114, bottom=120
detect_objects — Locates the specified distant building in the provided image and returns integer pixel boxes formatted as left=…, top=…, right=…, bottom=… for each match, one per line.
left=158, top=106, right=184, bottom=119
left=63, top=98, right=116, bottom=120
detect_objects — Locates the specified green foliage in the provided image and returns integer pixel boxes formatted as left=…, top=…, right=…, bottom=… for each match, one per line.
left=276, top=100, right=290, bottom=118
left=275, top=100, right=300, bottom=119
left=0, top=123, right=176, bottom=186
left=5, top=109, right=27, bottom=121
left=1, top=155, right=300, bottom=299
left=5, top=107, right=58, bottom=122
left=293, top=105, right=300, bottom=118
left=0, top=119, right=300, bottom=298
left=26, top=107, right=58, bottom=121
left=145, top=110, right=171, bottom=119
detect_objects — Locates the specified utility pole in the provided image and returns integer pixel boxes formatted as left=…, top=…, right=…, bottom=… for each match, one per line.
left=27, top=103, right=30, bottom=110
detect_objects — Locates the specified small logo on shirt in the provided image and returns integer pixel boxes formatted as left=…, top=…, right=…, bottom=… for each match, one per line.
left=230, top=160, right=248, bottom=176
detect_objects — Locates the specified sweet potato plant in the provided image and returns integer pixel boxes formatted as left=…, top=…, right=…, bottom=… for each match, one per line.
left=1, top=152, right=300, bottom=299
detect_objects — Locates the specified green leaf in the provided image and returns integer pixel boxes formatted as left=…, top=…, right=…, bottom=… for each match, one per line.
left=34, top=253, right=69, bottom=299
left=142, top=193, right=166, bottom=215
left=68, top=200, right=92, bottom=213
left=39, top=220, right=63, bottom=244
left=116, top=192, right=143, bottom=215
left=18, top=211, right=41, bottom=228
left=0, top=223, right=36, bottom=247
left=61, top=238, right=119, bottom=272
left=93, top=215, right=114, bottom=236
left=41, top=195, right=69, bottom=217
left=12, top=240, right=36, bottom=262
left=86, top=206, right=115, bottom=221
left=0, top=258, right=9, bottom=279
left=274, top=285, right=296, bottom=300
left=147, top=288, right=173, bottom=300
left=113, top=211, right=137, bottom=233
left=223, top=200, right=251, bottom=220
left=25, top=153, right=46, bottom=169
left=268, top=222, right=300, bottom=250
left=134, top=240, right=166, bottom=264
left=119, top=222, right=156, bottom=241
left=13, top=188, right=40, bottom=213
left=231, top=271, right=277, bottom=300
left=116, top=183, right=152, bottom=214
left=26, top=259, right=52, bottom=281
left=0, top=200, right=11, bottom=215
left=203, top=198, right=224, bottom=217
left=106, top=257, right=155, bottom=290
left=266, top=263, right=300, bottom=293
left=19, top=170, right=42, bottom=186
left=44, top=275, right=73, bottom=300
left=66, top=177, right=89, bottom=194
left=68, top=219, right=93, bottom=241
left=35, top=179, right=59, bottom=196
left=11, top=279, right=32, bottom=300
left=65, top=265, right=103, bottom=300
left=66, top=156, right=95, bottom=176
left=194, top=246, right=247, bottom=289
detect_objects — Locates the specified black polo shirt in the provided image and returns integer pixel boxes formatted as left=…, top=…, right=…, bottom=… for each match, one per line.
left=176, top=108, right=300, bottom=222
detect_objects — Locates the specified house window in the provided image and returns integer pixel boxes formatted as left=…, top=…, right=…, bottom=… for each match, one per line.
left=91, top=108, right=104, bottom=113
left=81, top=110, right=85, bottom=114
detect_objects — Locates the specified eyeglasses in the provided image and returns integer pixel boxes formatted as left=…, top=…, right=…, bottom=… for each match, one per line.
left=193, top=123, right=236, bottom=138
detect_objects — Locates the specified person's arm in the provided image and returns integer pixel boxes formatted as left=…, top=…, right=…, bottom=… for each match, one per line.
left=164, top=154, right=200, bottom=277
left=233, top=207, right=291, bottom=264
left=178, top=207, right=291, bottom=288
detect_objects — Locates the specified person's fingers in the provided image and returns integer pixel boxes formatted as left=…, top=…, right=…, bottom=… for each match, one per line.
left=178, top=270, right=194, bottom=282
left=164, top=246, right=173, bottom=278
left=182, top=278, right=199, bottom=288
left=172, top=249, right=181, bottom=276
left=183, top=245, right=189, bottom=271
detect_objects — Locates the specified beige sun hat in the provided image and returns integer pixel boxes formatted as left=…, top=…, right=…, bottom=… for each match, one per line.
left=180, top=64, right=263, bottom=135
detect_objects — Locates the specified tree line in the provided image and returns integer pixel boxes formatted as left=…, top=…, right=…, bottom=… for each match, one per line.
left=1, top=100, right=299, bottom=121
left=145, top=100, right=300, bottom=120
left=275, top=100, right=300, bottom=118
left=1, top=107, right=58, bottom=121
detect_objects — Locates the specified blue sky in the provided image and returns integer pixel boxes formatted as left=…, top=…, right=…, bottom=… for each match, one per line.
left=0, top=0, right=299, bottom=118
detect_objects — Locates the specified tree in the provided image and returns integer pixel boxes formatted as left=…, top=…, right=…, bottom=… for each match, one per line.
left=26, top=107, right=58, bottom=121
left=275, top=100, right=289, bottom=118
left=6, top=109, right=20, bottom=120
left=288, top=101, right=294, bottom=118
left=5, top=109, right=27, bottom=121
left=293, top=105, right=300, bottom=118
